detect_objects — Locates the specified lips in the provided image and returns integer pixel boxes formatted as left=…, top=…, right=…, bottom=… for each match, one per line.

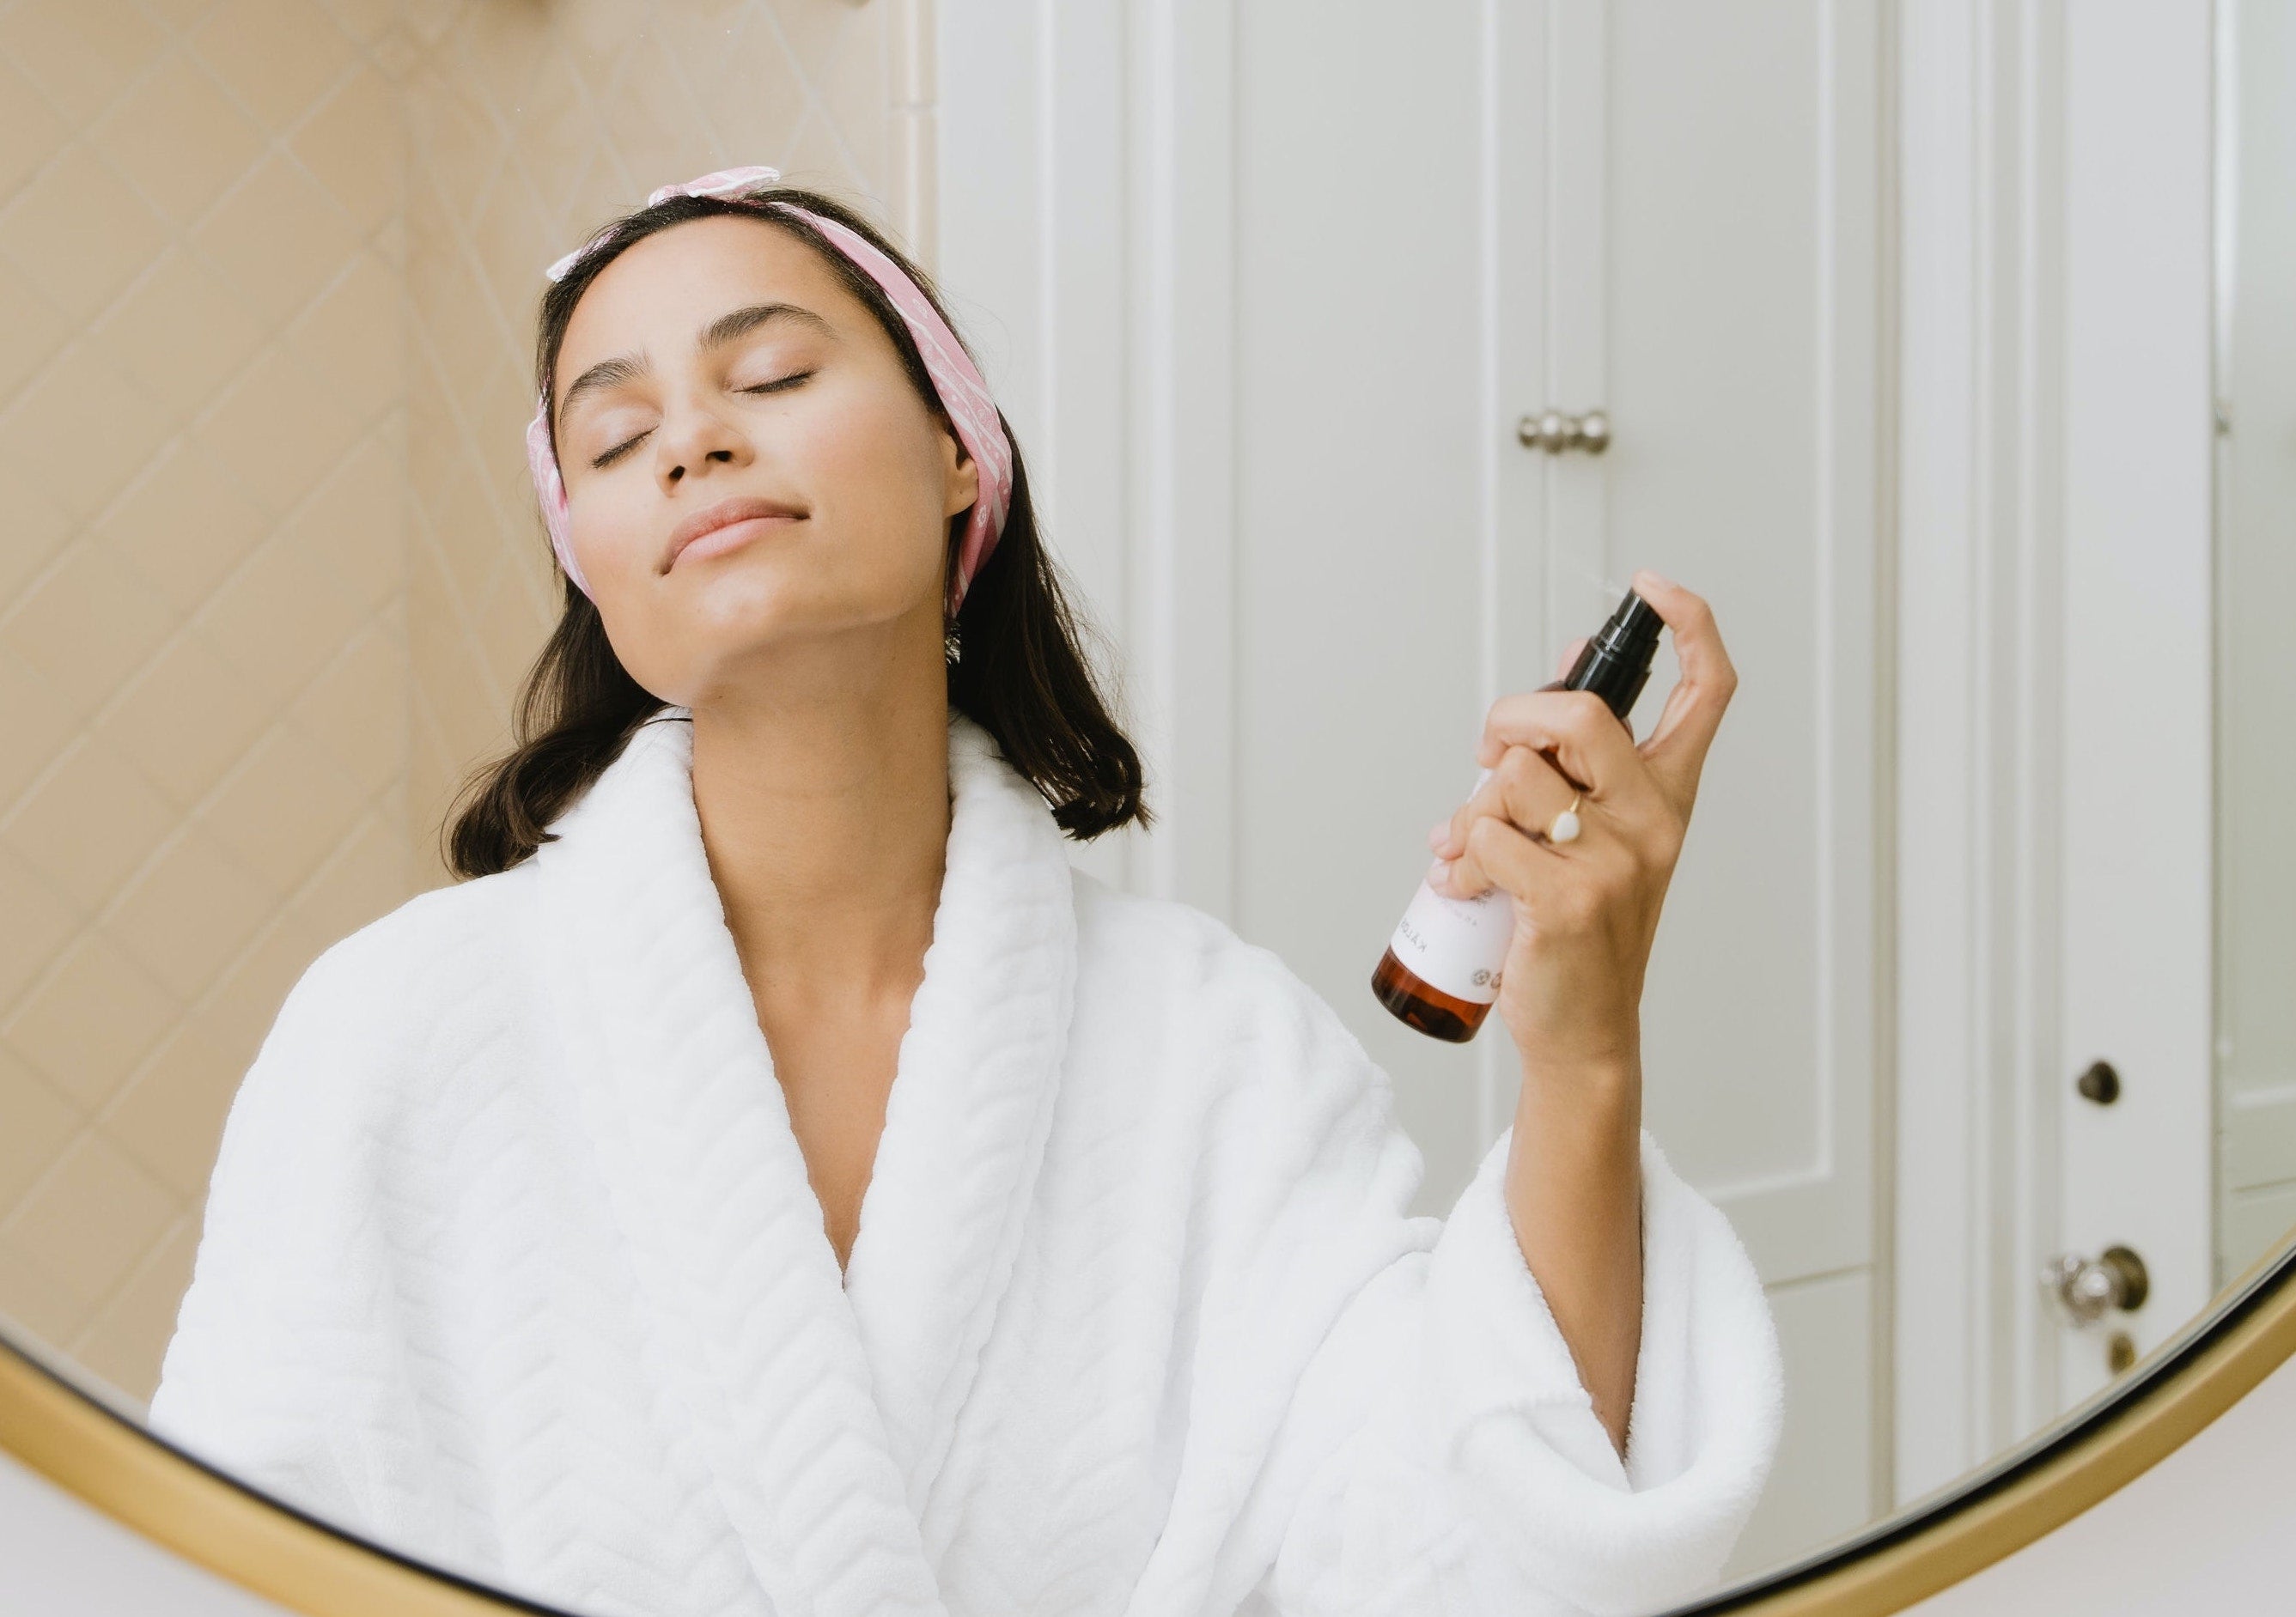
left=663, top=495, right=807, bottom=571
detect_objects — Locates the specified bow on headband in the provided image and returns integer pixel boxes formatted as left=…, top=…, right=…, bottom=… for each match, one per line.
left=524, top=166, right=1013, bottom=614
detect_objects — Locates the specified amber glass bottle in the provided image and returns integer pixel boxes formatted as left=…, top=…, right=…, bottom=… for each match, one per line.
left=1371, top=589, right=1664, bottom=1042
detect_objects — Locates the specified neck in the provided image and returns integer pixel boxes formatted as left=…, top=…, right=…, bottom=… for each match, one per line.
left=688, top=683, right=953, bottom=1017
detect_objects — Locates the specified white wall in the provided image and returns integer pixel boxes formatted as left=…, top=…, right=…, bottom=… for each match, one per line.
left=0, top=1444, right=295, bottom=1615
left=1905, top=1349, right=2296, bottom=1615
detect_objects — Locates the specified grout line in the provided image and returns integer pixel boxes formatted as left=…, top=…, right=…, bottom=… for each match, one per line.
left=0, top=125, right=410, bottom=643
left=0, top=392, right=409, bottom=811
left=0, top=197, right=412, bottom=670
left=0, top=477, right=412, bottom=1014
left=2, top=787, right=409, bottom=1245
left=396, top=315, right=533, bottom=684
left=647, top=0, right=738, bottom=167
left=0, top=687, right=410, bottom=1049
left=756, top=0, right=866, bottom=188
left=60, top=1202, right=199, bottom=1377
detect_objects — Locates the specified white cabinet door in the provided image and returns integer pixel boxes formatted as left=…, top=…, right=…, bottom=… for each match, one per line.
left=939, top=0, right=1887, bottom=1573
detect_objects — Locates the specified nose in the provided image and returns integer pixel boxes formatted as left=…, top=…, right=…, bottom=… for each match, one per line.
left=655, top=396, right=752, bottom=488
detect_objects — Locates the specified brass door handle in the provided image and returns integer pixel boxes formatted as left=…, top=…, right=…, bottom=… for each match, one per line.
left=1517, top=408, right=1611, bottom=454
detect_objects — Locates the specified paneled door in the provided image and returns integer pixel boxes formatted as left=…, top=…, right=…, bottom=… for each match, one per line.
left=939, top=0, right=1888, bottom=1570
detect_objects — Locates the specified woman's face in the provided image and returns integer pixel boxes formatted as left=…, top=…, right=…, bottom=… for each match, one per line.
left=550, top=214, right=978, bottom=708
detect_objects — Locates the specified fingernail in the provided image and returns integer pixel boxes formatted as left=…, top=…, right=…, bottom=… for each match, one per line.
left=1428, top=856, right=1452, bottom=891
left=1428, top=818, right=1451, bottom=851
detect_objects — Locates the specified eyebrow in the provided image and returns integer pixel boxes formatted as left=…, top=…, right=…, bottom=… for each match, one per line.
left=555, top=301, right=837, bottom=429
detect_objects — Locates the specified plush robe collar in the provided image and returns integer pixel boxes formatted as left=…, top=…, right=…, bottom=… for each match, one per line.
left=527, top=707, right=1077, bottom=1616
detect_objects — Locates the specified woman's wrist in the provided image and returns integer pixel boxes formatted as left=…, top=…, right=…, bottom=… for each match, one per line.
left=1507, top=1050, right=1642, bottom=1188
left=1517, top=1041, right=1641, bottom=1096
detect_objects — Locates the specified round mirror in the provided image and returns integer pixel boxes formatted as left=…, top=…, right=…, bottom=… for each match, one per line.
left=1, top=3, right=2287, bottom=1614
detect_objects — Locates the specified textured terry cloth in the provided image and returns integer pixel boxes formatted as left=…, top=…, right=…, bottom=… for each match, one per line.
left=148, top=708, right=1783, bottom=1617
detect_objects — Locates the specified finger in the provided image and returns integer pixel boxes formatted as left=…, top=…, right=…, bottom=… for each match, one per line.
left=1553, top=634, right=1590, bottom=683
left=1476, top=687, right=1661, bottom=813
left=1434, top=805, right=1574, bottom=913
left=1439, top=745, right=1567, bottom=857
left=1627, top=568, right=1739, bottom=814
left=1486, top=742, right=1580, bottom=848
left=1438, top=742, right=1599, bottom=861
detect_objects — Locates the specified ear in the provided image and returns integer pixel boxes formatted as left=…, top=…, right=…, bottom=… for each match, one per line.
left=941, top=427, right=980, bottom=520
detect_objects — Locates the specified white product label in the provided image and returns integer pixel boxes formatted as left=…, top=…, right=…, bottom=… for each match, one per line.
left=1388, top=879, right=1513, bottom=1004
left=1389, top=763, right=1513, bottom=1003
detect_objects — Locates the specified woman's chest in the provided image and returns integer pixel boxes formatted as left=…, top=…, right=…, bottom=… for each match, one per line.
left=760, top=1009, right=910, bottom=1274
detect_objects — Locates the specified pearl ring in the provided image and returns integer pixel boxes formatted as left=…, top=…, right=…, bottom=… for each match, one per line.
left=1546, top=793, right=1584, bottom=845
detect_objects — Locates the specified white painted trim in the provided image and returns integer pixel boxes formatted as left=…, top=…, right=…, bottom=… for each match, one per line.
left=890, top=0, right=937, bottom=268
left=1893, top=0, right=2073, bottom=1505
left=1474, top=0, right=1505, bottom=1148
left=1893, top=2, right=1977, bottom=1504
left=1122, top=0, right=1239, bottom=921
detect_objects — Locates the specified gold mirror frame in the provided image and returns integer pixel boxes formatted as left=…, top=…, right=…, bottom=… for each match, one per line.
left=4, top=1218, right=2294, bottom=1617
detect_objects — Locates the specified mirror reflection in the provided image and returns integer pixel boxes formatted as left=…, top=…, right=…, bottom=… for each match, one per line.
left=0, top=3, right=2283, bottom=1614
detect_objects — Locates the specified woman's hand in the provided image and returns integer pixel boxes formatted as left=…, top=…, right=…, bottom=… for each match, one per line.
left=1427, top=568, right=1738, bottom=1076
left=1423, top=568, right=1738, bottom=1456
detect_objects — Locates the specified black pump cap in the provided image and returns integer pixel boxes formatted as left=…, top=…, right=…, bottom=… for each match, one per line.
left=1559, top=589, right=1665, bottom=725
left=1593, top=591, right=1663, bottom=660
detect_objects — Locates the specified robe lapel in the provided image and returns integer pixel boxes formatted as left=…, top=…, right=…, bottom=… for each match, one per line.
left=840, top=711, right=1078, bottom=1529
left=527, top=707, right=1075, bottom=1613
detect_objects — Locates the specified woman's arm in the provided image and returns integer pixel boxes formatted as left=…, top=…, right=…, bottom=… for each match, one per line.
left=1429, top=568, right=1739, bottom=1459
left=1505, top=1055, right=1644, bottom=1456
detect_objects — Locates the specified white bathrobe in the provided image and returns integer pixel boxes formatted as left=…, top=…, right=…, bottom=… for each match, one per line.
left=149, top=708, right=1781, bottom=1617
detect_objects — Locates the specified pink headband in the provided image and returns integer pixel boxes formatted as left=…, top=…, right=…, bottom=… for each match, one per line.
left=525, top=166, right=1014, bottom=615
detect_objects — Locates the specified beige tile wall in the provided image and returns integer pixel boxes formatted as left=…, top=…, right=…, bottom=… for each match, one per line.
left=0, top=0, right=924, bottom=1408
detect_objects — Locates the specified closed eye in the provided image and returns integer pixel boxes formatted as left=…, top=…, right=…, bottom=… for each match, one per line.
left=742, top=370, right=814, bottom=396
left=588, top=371, right=817, bottom=470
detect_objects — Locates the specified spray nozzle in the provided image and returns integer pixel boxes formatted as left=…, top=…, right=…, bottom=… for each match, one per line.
left=1560, top=587, right=1666, bottom=725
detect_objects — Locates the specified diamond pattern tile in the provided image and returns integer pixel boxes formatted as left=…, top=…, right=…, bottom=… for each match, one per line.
left=86, top=49, right=268, bottom=225
left=188, top=0, right=360, bottom=135
left=0, top=143, right=169, bottom=325
left=0, top=0, right=923, bottom=1407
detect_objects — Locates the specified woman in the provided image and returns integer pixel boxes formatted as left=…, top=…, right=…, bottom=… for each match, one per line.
left=150, top=167, right=1781, bottom=1617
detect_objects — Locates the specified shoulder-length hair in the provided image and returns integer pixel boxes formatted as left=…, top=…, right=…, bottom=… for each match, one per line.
left=442, top=183, right=1151, bottom=878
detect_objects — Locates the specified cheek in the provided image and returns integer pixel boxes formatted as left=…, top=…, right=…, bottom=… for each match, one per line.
left=569, top=474, right=667, bottom=578
left=800, top=384, right=947, bottom=518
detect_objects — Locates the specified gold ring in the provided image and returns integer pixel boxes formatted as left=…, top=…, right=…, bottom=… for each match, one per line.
left=1547, top=793, right=1584, bottom=845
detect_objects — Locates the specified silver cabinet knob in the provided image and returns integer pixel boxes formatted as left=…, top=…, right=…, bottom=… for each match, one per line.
left=1517, top=409, right=1611, bottom=454
left=2040, top=1244, right=2150, bottom=1326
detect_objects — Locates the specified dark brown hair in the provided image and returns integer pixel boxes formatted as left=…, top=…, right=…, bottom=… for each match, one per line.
left=441, top=183, right=1150, bottom=878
